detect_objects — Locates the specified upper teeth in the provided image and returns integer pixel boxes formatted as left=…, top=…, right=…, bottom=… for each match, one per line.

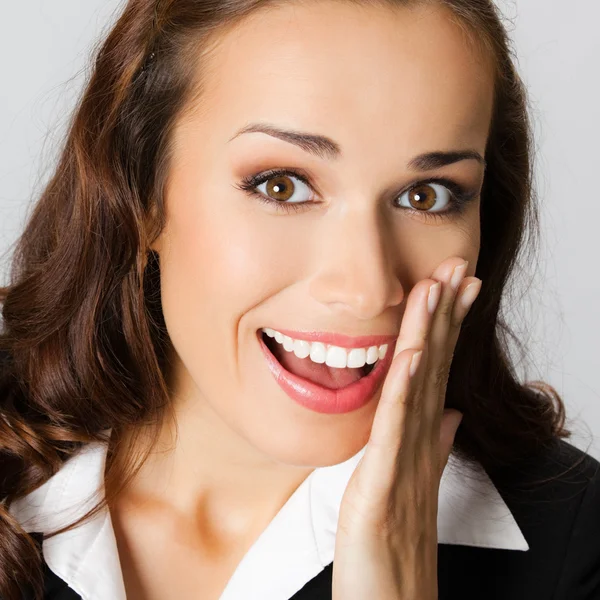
left=261, top=327, right=388, bottom=369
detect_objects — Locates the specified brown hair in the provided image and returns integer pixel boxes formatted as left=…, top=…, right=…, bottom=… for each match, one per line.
left=0, top=0, right=578, bottom=597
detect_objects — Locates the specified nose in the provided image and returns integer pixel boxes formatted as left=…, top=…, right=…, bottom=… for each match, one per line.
left=308, top=207, right=405, bottom=320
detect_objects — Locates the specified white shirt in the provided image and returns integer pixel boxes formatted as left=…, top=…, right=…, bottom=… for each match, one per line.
left=9, top=438, right=529, bottom=600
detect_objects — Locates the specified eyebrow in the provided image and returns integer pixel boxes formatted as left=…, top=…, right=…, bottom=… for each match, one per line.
left=229, top=122, right=487, bottom=170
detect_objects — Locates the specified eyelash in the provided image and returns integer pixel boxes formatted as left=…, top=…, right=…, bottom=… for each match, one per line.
left=234, top=167, right=479, bottom=222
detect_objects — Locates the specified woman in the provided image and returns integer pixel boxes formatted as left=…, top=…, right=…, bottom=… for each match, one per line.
left=1, top=0, right=598, bottom=598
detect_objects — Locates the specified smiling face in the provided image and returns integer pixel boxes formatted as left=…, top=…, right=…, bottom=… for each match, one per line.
left=151, top=0, right=495, bottom=468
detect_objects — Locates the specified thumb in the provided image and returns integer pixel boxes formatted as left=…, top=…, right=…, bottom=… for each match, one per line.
left=438, top=409, right=463, bottom=472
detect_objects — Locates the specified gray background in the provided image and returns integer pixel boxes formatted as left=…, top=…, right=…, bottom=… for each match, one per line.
left=1, top=1, right=599, bottom=459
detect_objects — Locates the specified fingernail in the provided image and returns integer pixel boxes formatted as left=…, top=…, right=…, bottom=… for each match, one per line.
left=427, top=282, right=441, bottom=314
left=450, top=260, right=469, bottom=291
left=459, top=279, right=482, bottom=312
left=409, top=350, right=423, bottom=378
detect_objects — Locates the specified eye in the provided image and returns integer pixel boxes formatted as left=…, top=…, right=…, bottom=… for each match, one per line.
left=397, top=182, right=453, bottom=214
left=241, top=170, right=314, bottom=206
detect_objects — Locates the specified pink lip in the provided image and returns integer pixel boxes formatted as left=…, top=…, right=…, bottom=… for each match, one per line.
left=267, top=328, right=397, bottom=349
left=257, top=330, right=396, bottom=414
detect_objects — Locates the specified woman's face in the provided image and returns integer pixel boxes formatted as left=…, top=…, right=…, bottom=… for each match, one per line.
left=152, top=1, right=494, bottom=468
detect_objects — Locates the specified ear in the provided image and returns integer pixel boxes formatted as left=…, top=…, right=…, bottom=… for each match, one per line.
left=149, top=234, right=163, bottom=254
left=144, top=202, right=163, bottom=254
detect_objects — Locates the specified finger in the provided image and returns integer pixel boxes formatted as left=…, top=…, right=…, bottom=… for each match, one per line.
left=392, top=280, right=441, bottom=414
left=419, top=259, right=469, bottom=432
left=386, top=279, right=441, bottom=460
left=387, top=281, right=439, bottom=462
left=356, top=348, right=422, bottom=502
left=452, top=277, right=482, bottom=325
left=432, top=278, right=481, bottom=475
left=438, top=408, right=463, bottom=474
left=393, top=280, right=441, bottom=362
left=433, top=275, right=482, bottom=429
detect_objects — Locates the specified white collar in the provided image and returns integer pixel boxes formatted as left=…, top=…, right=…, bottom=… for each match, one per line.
left=10, top=439, right=529, bottom=600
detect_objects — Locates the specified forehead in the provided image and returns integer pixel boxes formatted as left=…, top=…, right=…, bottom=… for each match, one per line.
left=183, top=1, right=495, bottom=156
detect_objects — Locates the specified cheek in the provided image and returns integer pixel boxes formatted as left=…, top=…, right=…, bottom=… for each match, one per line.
left=398, top=209, right=481, bottom=277
left=450, top=207, right=481, bottom=272
left=155, top=185, right=310, bottom=371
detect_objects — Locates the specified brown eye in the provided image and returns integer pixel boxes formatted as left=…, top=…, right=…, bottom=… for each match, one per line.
left=399, top=182, right=452, bottom=214
left=259, top=174, right=312, bottom=204
left=266, top=175, right=294, bottom=201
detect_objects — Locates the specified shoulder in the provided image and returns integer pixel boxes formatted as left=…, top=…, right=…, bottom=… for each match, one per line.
left=438, top=439, right=600, bottom=600
left=441, top=438, right=600, bottom=600
left=494, top=437, right=600, bottom=529
left=506, top=437, right=599, bottom=529
left=503, top=438, right=600, bottom=600
left=494, top=437, right=600, bottom=502
left=505, top=438, right=600, bottom=600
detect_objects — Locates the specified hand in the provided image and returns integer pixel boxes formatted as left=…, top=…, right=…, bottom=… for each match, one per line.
left=331, top=257, right=482, bottom=600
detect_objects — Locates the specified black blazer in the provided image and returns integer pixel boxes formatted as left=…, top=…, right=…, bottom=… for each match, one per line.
left=28, top=438, right=600, bottom=600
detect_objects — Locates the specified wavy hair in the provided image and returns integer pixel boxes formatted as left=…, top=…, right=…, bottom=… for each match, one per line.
left=0, top=0, right=576, bottom=597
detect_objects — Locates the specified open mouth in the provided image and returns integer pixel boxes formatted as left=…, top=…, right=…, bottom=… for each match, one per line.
left=260, top=329, right=376, bottom=390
